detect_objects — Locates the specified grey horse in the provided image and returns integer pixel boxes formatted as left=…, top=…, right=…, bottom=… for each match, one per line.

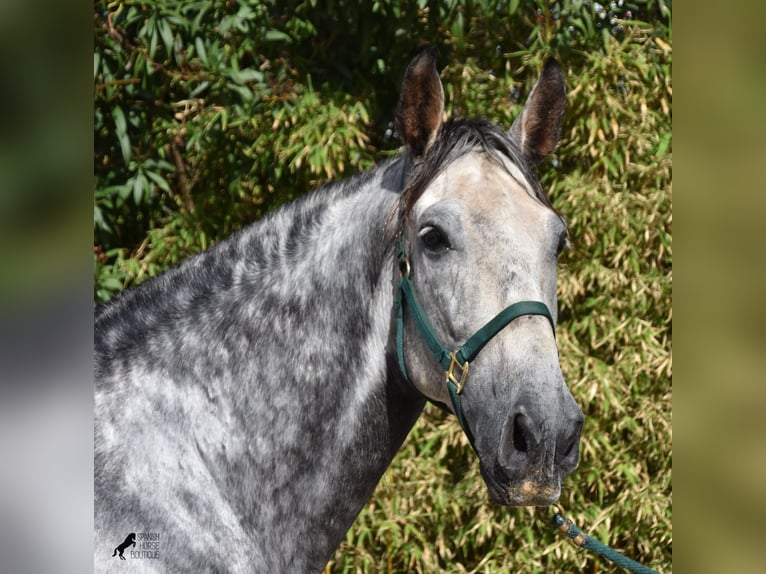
left=94, top=49, right=582, bottom=572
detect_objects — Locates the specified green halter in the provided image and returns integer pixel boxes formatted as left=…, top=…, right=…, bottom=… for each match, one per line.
left=394, top=231, right=555, bottom=446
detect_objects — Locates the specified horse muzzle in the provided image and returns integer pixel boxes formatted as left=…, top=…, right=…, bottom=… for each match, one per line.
left=480, top=402, right=583, bottom=507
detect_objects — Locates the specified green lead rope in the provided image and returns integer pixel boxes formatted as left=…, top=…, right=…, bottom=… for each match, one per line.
left=549, top=506, right=660, bottom=574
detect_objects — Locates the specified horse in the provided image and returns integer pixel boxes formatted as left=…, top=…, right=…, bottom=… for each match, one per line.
left=94, top=49, right=583, bottom=572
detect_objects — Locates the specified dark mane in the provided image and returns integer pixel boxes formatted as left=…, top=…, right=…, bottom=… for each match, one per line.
left=400, top=118, right=553, bottom=218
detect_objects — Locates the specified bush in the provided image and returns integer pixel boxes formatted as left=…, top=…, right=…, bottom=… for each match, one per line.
left=94, top=1, right=671, bottom=571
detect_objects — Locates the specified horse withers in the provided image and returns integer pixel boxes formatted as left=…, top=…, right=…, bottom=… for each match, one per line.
left=94, top=49, right=582, bottom=572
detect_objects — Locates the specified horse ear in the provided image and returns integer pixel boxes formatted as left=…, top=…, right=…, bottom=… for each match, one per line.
left=395, top=48, right=444, bottom=157
left=510, top=58, right=566, bottom=165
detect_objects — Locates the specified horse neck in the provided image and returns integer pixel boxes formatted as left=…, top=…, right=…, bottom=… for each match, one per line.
left=212, top=159, right=424, bottom=567
left=94, top=158, right=424, bottom=570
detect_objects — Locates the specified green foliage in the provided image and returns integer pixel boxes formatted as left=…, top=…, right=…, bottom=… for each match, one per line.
left=95, top=1, right=671, bottom=572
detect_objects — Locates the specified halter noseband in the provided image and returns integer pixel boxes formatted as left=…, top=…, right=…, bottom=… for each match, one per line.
left=394, top=225, right=555, bottom=447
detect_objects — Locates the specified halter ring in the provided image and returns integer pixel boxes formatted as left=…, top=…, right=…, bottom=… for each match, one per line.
left=399, top=255, right=411, bottom=278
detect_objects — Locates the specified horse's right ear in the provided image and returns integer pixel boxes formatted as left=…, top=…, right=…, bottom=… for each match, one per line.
left=395, top=48, right=444, bottom=158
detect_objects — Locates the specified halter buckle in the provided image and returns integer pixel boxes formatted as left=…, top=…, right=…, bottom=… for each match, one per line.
left=446, top=351, right=470, bottom=394
left=398, top=255, right=411, bottom=278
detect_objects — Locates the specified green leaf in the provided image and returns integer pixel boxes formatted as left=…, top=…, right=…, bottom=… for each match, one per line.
left=149, top=19, right=159, bottom=60
left=227, top=83, right=253, bottom=101
left=112, top=106, right=131, bottom=164
left=190, top=81, right=210, bottom=98
left=94, top=204, right=110, bottom=232
left=602, top=155, right=618, bottom=177
left=133, top=171, right=148, bottom=204
left=194, top=36, right=207, bottom=64
left=264, top=29, right=292, bottom=43
left=145, top=158, right=174, bottom=172
left=228, top=68, right=264, bottom=84
left=656, top=132, right=671, bottom=156
left=146, top=170, right=171, bottom=193
left=159, top=19, right=174, bottom=56
left=117, top=184, right=131, bottom=201
left=101, top=277, right=124, bottom=291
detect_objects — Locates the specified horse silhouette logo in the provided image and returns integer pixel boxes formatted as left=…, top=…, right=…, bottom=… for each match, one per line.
left=112, top=533, right=136, bottom=560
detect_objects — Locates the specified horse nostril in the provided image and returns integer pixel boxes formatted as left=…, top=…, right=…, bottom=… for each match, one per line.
left=512, top=412, right=536, bottom=454
left=557, top=417, right=583, bottom=465
left=513, top=415, right=528, bottom=453
left=561, top=435, right=576, bottom=459
left=500, top=408, right=543, bottom=471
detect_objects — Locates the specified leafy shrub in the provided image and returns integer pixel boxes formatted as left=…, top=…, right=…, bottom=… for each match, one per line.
left=94, top=1, right=671, bottom=571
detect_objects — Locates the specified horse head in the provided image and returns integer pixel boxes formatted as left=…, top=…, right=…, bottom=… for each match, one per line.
left=394, top=50, right=583, bottom=507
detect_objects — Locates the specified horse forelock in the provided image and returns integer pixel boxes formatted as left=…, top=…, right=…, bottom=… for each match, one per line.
left=399, top=119, right=556, bottom=224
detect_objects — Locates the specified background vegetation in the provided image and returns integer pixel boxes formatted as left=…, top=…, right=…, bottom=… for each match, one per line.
left=94, top=0, right=671, bottom=571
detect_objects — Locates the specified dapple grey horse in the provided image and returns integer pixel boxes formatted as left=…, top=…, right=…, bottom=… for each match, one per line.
left=94, top=49, right=583, bottom=572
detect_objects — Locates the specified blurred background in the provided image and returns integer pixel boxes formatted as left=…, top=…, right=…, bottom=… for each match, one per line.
left=12, top=0, right=766, bottom=573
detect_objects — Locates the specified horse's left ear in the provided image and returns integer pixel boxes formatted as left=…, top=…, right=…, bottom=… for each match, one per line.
left=510, top=58, right=567, bottom=165
left=395, top=48, right=444, bottom=157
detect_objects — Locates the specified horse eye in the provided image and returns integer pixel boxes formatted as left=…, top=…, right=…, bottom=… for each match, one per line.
left=419, top=226, right=449, bottom=252
left=556, top=230, right=570, bottom=256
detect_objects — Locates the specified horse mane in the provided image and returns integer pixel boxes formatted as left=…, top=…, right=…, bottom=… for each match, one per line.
left=94, top=157, right=404, bottom=358
left=399, top=118, right=555, bottom=221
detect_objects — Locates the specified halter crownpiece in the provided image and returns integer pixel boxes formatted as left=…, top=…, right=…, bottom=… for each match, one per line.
left=394, top=229, right=555, bottom=446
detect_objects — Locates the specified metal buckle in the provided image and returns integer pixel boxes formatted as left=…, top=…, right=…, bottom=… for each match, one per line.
left=399, top=255, right=411, bottom=278
left=446, top=351, right=470, bottom=393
